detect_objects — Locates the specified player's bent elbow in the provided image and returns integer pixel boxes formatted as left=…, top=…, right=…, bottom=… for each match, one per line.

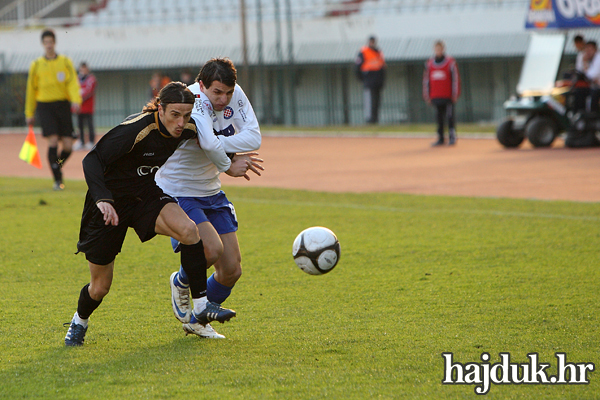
left=252, top=139, right=262, bottom=151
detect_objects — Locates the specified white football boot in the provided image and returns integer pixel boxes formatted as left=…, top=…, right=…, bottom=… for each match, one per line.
left=170, top=271, right=191, bottom=323
left=182, top=322, right=226, bottom=339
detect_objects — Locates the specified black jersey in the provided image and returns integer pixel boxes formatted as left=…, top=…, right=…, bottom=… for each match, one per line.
left=82, top=111, right=196, bottom=204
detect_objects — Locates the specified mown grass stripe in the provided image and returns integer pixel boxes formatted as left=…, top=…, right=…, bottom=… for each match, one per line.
left=231, top=197, right=600, bottom=222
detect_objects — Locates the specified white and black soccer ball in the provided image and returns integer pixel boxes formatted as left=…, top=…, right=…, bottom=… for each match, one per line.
left=292, top=227, right=341, bottom=275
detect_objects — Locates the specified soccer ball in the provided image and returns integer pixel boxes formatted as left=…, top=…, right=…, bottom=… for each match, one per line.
left=292, top=226, right=341, bottom=275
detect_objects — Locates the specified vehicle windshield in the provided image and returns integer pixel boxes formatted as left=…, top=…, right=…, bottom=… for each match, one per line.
left=517, top=33, right=565, bottom=96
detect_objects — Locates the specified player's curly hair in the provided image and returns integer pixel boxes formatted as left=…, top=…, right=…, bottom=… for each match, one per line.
left=143, top=81, right=195, bottom=113
left=196, top=58, right=237, bottom=89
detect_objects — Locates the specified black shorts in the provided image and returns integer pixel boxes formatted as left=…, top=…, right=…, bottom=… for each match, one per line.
left=77, top=184, right=177, bottom=265
left=36, top=100, right=75, bottom=138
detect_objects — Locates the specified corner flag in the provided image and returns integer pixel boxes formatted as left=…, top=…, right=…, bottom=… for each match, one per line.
left=19, top=126, right=42, bottom=169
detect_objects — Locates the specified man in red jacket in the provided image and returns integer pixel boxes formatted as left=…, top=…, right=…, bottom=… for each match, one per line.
left=74, top=62, right=97, bottom=151
left=423, top=41, right=460, bottom=146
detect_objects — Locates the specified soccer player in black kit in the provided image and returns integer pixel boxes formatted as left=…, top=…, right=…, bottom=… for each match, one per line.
left=64, top=82, right=236, bottom=346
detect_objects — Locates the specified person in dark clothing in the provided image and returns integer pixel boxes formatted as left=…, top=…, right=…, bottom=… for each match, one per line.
left=355, top=36, right=386, bottom=124
left=64, top=82, right=239, bottom=347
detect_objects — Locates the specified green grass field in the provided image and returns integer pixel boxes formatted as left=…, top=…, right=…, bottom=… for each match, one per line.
left=0, top=177, right=599, bottom=399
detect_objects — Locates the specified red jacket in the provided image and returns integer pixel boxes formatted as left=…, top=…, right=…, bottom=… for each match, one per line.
left=79, top=73, right=96, bottom=114
left=423, top=55, right=460, bottom=102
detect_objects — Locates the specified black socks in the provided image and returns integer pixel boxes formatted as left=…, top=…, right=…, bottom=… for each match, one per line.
left=77, top=283, right=102, bottom=319
left=48, top=146, right=62, bottom=183
left=48, top=147, right=72, bottom=183
left=179, top=241, right=208, bottom=298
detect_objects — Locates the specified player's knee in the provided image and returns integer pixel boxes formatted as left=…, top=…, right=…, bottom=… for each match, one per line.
left=178, top=221, right=200, bottom=245
left=89, top=282, right=110, bottom=300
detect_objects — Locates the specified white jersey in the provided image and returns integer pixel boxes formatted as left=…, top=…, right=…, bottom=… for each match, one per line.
left=155, top=82, right=261, bottom=197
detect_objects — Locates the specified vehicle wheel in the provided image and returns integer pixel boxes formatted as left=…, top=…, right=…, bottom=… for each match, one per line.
left=496, top=119, right=524, bottom=148
left=525, top=117, right=557, bottom=148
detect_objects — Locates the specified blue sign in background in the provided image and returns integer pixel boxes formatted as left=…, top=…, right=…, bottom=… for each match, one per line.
left=526, top=0, right=600, bottom=29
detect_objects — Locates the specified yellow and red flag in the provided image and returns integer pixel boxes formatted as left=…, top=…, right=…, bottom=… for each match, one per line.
left=19, top=126, right=42, bottom=169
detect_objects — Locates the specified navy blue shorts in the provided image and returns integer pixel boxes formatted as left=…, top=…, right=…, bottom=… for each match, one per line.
left=171, top=191, right=238, bottom=252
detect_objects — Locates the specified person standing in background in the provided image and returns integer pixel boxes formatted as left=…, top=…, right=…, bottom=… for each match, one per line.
left=574, top=35, right=587, bottom=73
left=355, top=36, right=386, bottom=124
left=25, top=29, right=81, bottom=190
left=584, top=41, right=600, bottom=112
left=179, top=69, right=194, bottom=86
left=149, top=72, right=172, bottom=100
left=74, top=62, right=97, bottom=151
left=423, top=40, right=461, bottom=146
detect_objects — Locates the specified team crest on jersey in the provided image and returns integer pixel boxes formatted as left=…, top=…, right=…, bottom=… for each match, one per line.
left=56, top=72, right=66, bottom=82
left=223, top=106, right=234, bottom=119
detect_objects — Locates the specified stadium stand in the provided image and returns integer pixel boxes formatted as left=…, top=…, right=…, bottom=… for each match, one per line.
left=0, top=0, right=567, bottom=127
left=76, top=0, right=530, bottom=27
left=0, top=0, right=530, bottom=28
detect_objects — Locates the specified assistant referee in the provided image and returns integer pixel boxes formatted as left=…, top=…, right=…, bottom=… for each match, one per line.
left=25, top=29, right=81, bottom=190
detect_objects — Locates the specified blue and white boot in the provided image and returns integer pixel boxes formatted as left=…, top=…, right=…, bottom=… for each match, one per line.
left=64, top=314, right=87, bottom=346
left=170, top=271, right=191, bottom=323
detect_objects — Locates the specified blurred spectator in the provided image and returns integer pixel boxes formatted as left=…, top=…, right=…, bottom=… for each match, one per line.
left=574, top=35, right=587, bottom=72
left=355, top=35, right=386, bottom=124
left=149, top=72, right=172, bottom=99
left=584, top=41, right=600, bottom=112
left=25, top=29, right=81, bottom=190
left=180, top=69, right=194, bottom=86
left=569, top=35, right=590, bottom=111
left=74, top=62, right=97, bottom=151
left=423, top=40, right=461, bottom=146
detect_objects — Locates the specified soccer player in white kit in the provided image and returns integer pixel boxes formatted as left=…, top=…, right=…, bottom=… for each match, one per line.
left=155, top=58, right=262, bottom=338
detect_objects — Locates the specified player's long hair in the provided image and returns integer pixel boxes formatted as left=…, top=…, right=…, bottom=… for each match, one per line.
left=195, top=58, right=237, bottom=89
left=143, top=81, right=195, bottom=113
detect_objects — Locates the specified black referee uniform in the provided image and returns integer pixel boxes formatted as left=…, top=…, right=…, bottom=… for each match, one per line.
left=77, top=111, right=196, bottom=265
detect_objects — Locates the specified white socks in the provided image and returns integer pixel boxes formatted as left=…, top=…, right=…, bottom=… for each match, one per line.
left=73, top=312, right=89, bottom=328
left=192, top=297, right=208, bottom=314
